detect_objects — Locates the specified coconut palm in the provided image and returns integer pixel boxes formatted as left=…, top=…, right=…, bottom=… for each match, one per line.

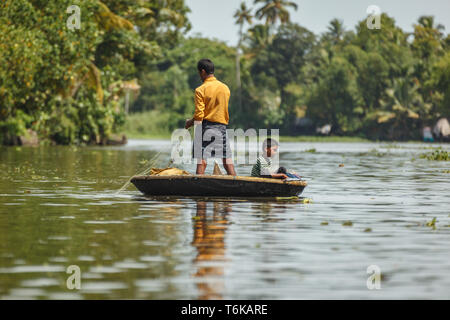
left=234, top=2, right=253, bottom=112
left=235, top=2, right=253, bottom=35
left=412, top=15, right=445, bottom=61
left=244, top=24, right=273, bottom=53
left=417, top=16, right=444, bottom=32
left=326, top=19, right=345, bottom=45
left=367, top=72, right=431, bottom=139
left=69, top=1, right=137, bottom=104
left=254, top=0, right=298, bottom=26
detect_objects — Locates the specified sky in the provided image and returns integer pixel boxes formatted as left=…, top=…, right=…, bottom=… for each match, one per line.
left=185, top=0, right=450, bottom=45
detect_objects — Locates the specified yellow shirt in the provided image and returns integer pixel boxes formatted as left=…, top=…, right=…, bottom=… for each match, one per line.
left=193, top=76, right=230, bottom=125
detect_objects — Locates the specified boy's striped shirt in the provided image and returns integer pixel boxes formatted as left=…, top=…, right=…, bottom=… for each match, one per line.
left=251, top=156, right=274, bottom=177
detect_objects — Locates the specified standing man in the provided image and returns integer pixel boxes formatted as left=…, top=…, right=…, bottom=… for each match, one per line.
left=185, top=59, right=236, bottom=176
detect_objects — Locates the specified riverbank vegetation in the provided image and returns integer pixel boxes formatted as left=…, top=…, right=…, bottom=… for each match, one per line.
left=1, top=1, right=449, bottom=145
left=0, top=0, right=190, bottom=145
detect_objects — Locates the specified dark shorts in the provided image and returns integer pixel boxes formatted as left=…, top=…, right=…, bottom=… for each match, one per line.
left=193, top=120, right=232, bottom=160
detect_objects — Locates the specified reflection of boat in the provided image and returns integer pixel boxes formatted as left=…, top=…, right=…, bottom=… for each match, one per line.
left=131, top=175, right=307, bottom=197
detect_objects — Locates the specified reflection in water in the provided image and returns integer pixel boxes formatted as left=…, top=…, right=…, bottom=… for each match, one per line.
left=192, top=201, right=231, bottom=300
left=1, top=141, right=450, bottom=299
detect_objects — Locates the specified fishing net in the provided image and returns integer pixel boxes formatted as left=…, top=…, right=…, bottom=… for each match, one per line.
left=149, top=168, right=191, bottom=176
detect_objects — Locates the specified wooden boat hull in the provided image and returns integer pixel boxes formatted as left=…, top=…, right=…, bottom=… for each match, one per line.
left=131, top=175, right=307, bottom=198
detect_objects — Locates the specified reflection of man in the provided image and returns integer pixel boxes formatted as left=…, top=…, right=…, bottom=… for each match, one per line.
left=185, top=59, right=236, bottom=176
left=192, top=201, right=231, bottom=300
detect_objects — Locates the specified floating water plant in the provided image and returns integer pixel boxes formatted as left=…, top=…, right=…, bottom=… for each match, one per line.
left=384, top=144, right=401, bottom=149
left=426, top=217, right=437, bottom=229
left=368, top=148, right=387, bottom=157
left=276, top=196, right=300, bottom=201
left=420, top=148, right=449, bottom=161
left=275, top=197, right=312, bottom=204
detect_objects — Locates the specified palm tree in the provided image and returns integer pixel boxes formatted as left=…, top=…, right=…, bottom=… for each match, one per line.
left=244, top=24, right=272, bottom=54
left=417, top=16, right=445, bottom=32
left=369, top=74, right=429, bottom=139
left=326, top=19, right=345, bottom=45
left=69, top=1, right=136, bottom=104
left=413, top=16, right=445, bottom=62
left=254, top=0, right=298, bottom=26
left=234, top=2, right=253, bottom=113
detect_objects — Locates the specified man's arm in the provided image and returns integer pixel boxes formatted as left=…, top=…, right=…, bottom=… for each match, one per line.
left=186, top=88, right=205, bottom=129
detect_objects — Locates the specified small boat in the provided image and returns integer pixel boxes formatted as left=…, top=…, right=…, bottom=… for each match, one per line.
left=131, top=175, right=307, bottom=198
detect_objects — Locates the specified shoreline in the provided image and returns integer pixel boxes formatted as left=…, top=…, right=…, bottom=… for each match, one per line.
left=124, top=132, right=429, bottom=144
left=3, top=133, right=446, bottom=147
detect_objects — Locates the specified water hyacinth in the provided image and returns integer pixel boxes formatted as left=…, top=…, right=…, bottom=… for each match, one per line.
left=420, top=148, right=450, bottom=161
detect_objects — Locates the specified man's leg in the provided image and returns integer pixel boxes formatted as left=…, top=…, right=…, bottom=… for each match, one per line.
left=196, top=159, right=207, bottom=175
left=222, top=158, right=236, bottom=176
left=221, top=127, right=236, bottom=176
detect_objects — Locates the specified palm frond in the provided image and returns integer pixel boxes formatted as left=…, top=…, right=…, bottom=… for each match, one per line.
left=96, top=1, right=135, bottom=32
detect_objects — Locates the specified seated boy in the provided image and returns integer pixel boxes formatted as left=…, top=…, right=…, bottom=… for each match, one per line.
left=251, top=138, right=301, bottom=180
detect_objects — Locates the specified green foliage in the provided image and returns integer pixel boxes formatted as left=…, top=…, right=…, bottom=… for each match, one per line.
left=127, top=9, right=449, bottom=141
left=253, top=24, right=316, bottom=88
left=131, top=37, right=237, bottom=130
left=298, top=13, right=448, bottom=139
left=427, top=52, right=450, bottom=118
left=420, top=148, right=450, bottom=161
left=254, top=0, right=298, bottom=26
left=0, top=0, right=188, bottom=145
left=124, top=110, right=174, bottom=138
left=307, top=54, right=364, bottom=134
left=2, top=1, right=449, bottom=144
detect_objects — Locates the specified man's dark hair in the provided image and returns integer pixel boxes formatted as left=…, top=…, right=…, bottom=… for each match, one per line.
left=263, top=138, right=279, bottom=150
left=197, top=59, right=215, bottom=74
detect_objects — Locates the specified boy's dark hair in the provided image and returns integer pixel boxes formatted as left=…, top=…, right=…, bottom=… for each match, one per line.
left=197, top=59, right=215, bottom=74
left=263, top=138, right=279, bottom=150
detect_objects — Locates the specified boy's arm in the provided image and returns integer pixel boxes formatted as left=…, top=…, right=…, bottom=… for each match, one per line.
left=258, top=160, right=286, bottom=179
left=260, top=173, right=288, bottom=179
left=261, top=163, right=287, bottom=179
left=270, top=173, right=288, bottom=180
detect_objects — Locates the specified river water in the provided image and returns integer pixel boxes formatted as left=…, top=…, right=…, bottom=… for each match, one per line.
left=0, top=140, right=449, bottom=299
